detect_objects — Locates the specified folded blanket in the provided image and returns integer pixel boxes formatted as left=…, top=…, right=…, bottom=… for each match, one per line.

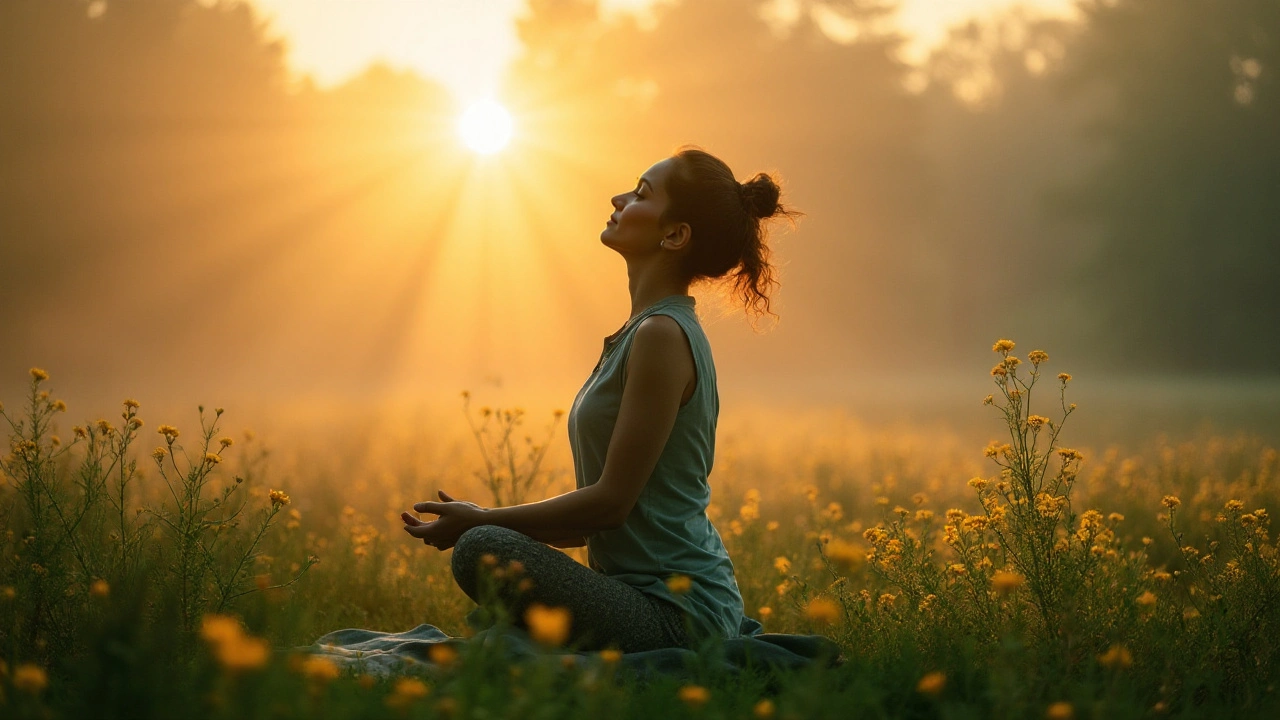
left=306, top=619, right=843, bottom=686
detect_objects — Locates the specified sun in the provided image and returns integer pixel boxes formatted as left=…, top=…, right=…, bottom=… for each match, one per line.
left=456, top=99, right=514, bottom=155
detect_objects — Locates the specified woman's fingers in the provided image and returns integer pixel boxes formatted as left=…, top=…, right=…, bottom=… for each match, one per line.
left=403, top=522, right=432, bottom=539
left=438, top=489, right=455, bottom=502
left=401, top=511, right=425, bottom=526
left=414, top=501, right=448, bottom=514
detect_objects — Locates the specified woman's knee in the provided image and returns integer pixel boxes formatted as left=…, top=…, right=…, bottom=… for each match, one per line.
left=451, top=525, right=523, bottom=594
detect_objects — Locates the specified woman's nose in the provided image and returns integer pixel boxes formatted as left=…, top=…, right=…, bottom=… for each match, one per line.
left=610, top=193, right=626, bottom=209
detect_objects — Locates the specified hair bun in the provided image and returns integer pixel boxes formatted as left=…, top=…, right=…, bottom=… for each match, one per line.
left=740, top=173, right=782, bottom=220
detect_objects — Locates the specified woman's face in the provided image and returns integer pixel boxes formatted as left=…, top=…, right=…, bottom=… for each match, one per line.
left=600, top=157, right=678, bottom=254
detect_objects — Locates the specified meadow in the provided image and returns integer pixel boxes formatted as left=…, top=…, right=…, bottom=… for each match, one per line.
left=3, top=342, right=1279, bottom=719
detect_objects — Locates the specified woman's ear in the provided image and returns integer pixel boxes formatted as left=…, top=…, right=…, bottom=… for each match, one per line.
left=663, top=222, right=692, bottom=250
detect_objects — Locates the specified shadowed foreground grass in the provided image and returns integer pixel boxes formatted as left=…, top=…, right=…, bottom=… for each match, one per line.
left=3, top=343, right=1279, bottom=718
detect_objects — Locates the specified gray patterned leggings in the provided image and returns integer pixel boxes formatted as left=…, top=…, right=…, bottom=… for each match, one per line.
left=450, top=525, right=690, bottom=653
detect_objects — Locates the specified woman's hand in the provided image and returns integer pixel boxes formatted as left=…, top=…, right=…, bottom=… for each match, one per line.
left=401, top=490, right=488, bottom=551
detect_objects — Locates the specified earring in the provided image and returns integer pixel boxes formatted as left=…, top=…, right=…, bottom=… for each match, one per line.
left=659, top=240, right=665, bottom=248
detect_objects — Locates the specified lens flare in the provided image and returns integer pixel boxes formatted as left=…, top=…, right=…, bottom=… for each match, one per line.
left=456, top=99, right=514, bottom=154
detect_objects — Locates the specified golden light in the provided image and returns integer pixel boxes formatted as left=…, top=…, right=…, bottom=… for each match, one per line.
left=456, top=99, right=514, bottom=154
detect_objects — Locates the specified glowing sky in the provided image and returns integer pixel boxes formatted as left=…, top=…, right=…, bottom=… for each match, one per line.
left=250, top=0, right=1077, bottom=98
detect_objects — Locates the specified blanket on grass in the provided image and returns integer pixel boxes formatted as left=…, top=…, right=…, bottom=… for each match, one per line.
left=306, top=616, right=842, bottom=685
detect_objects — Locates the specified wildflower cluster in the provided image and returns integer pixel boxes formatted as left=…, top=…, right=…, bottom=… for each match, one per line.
left=461, top=391, right=565, bottom=507
left=1, top=372, right=314, bottom=672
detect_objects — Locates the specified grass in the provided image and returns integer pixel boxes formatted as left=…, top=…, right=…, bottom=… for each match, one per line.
left=2, top=341, right=1279, bottom=718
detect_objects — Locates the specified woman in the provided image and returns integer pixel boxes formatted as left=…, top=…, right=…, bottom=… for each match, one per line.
left=402, top=146, right=793, bottom=653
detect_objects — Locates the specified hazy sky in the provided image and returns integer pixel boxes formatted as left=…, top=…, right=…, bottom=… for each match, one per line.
left=251, top=0, right=1076, bottom=98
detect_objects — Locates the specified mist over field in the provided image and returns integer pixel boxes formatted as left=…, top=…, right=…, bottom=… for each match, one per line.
left=3, top=0, right=1278, bottom=440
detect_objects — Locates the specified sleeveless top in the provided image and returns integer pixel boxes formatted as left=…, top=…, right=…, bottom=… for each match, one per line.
left=567, top=294, right=762, bottom=641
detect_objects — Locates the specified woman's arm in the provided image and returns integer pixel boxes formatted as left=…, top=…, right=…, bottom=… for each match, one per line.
left=404, top=315, right=695, bottom=549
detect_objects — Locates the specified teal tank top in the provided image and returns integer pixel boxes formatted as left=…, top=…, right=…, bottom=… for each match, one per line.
left=567, top=294, right=762, bottom=642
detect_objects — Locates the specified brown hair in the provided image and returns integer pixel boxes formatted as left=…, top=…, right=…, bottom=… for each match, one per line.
left=660, top=146, right=797, bottom=321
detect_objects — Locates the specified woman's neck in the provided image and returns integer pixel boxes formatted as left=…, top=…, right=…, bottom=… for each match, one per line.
left=625, top=259, right=689, bottom=318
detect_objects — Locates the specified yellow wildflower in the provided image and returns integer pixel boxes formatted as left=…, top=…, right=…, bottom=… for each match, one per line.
left=984, top=441, right=1010, bottom=458
left=428, top=643, right=458, bottom=667
left=386, top=677, right=430, bottom=708
left=152, top=447, right=167, bottom=461
left=599, top=649, right=622, bottom=664
left=968, top=477, right=988, bottom=490
left=205, top=453, right=222, bottom=465
left=992, top=339, right=1015, bottom=353
left=666, top=574, right=693, bottom=594
left=30, top=367, right=49, bottom=382
left=753, top=699, right=777, bottom=718
left=983, top=394, right=994, bottom=405
left=765, top=520, right=779, bottom=531
left=90, top=579, right=110, bottom=598
left=1026, top=415, right=1050, bottom=431
left=13, top=663, right=48, bottom=694
left=1046, top=702, right=1074, bottom=720
left=200, top=614, right=269, bottom=672
left=1058, top=373, right=1072, bottom=383
left=991, top=364, right=1008, bottom=378
left=219, top=436, right=234, bottom=448
left=678, top=684, right=710, bottom=708
left=825, top=538, right=863, bottom=573
left=524, top=604, right=571, bottom=646
left=1004, top=356, right=1021, bottom=369
left=992, top=570, right=1023, bottom=594
left=1135, top=591, right=1157, bottom=608
left=269, top=489, right=291, bottom=507
left=123, top=398, right=140, bottom=409
left=1028, top=350, right=1048, bottom=365
left=1225, top=499, right=1244, bottom=511
left=803, top=597, right=840, bottom=625
left=157, top=424, right=180, bottom=440
left=1097, top=644, right=1133, bottom=670
left=1162, top=496, right=1181, bottom=509
left=948, top=563, right=968, bottom=575
left=757, top=606, right=773, bottom=621
left=300, top=656, right=341, bottom=683
left=916, top=671, right=946, bottom=696
left=52, top=399, right=67, bottom=412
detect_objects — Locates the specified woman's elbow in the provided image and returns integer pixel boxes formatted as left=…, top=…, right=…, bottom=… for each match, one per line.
left=596, top=499, right=635, bottom=532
